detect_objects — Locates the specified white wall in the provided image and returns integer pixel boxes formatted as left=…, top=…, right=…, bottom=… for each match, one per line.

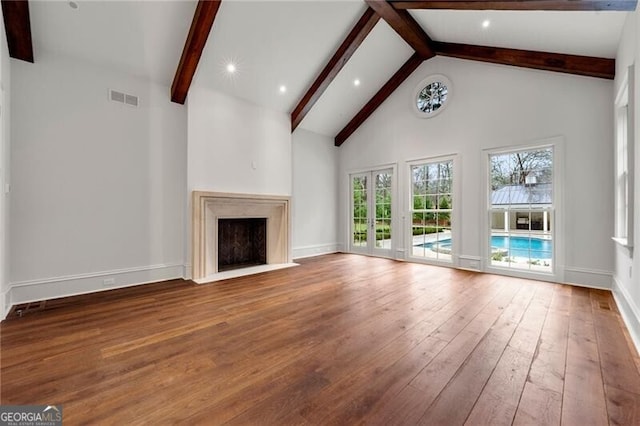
left=613, top=7, right=640, bottom=352
left=187, top=86, right=291, bottom=196
left=339, top=56, right=614, bottom=287
left=0, top=14, right=10, bottom=317
left=292, top=128, right=339, bottom=258
left=9, top=50, right=186, bottom=305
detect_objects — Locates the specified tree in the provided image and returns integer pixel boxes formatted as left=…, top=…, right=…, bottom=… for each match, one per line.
left=412, top=195, right=436, bottom=224
left=438, top=196, right=450, bottom=225
left=353, top=177, right=367, bottom=219
left=375, top=173, right=391, bottom=219
left=439, top=196, right=450, bottom=210
left=411, top=161, right=453, bottom=225
left=491, top=148, right=552, bottom=190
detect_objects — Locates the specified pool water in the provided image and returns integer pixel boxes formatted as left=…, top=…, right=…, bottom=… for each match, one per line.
left=420, top=236, right=552, bottom=259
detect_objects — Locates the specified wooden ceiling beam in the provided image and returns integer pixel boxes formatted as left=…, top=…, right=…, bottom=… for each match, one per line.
left=291, top=7, right=380, bottom=132
left=335, top=53, right=424, bottom=146
left=1, top=0, right=34, bottom=62
left=433, top=41, right=615, bottom=79
left=364, top=0, right=436, bottom=59
left=389, top=0, right=637, bottom=11
left=171, top=0, right=222, bottom=105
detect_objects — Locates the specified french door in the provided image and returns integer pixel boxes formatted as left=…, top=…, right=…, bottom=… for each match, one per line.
left=350, top=168, right=393, bottom=258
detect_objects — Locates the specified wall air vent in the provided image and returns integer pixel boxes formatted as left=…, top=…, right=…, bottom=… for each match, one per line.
left=109, top=89, right=139, bottom=108
left=125, top=94, right=138, bottom=107
left=110, top=89, right=125, bottom=103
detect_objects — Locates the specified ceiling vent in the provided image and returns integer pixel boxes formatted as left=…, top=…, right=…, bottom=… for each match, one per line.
left=109, top=89, right=139, bottom=108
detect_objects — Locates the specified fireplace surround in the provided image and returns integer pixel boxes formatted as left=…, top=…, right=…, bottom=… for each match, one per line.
left=191, top=191, right=293, bottom=283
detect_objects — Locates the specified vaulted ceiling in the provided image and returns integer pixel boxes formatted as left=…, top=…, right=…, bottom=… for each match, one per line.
left=1, top=0, right=635, bottom=146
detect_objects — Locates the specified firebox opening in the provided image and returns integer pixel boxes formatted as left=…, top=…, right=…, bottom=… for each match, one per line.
left=217, top=218, right=267, bottom=272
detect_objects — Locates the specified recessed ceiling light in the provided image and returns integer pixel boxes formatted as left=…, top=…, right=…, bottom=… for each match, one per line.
left=226, top=63, right=236, bottom=74
left=482, top=19, right=490, bottom=29
left=354, top=79, right=361, bottom=87
left=69, top=1, right=78, bottom=9
left=279, top=85, right=287, bottom=94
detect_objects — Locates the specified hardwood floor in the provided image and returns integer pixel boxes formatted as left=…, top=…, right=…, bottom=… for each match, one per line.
left=1, top=254, right=639, bottom=425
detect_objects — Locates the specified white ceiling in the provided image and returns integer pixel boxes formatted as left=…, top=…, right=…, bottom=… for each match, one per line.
left=192, top=0, right=367, bottom=115
left=296, top=19, right=413, bottom=136
left=30, top=0, right=197, bottom=85
left=412, top=10, right=627, bottom=58
left=27, top=1, right=631, bottom=138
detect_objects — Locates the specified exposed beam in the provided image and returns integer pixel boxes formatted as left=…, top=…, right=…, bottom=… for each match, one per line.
left=433, top=41, right=615, bottom=79
left=390, top=0, right=637, bottom=11
left=1, top=0, right=33, bottom=63
left=171, top=0, right=222, bottom=105
left=291, top=8, right=380, bottom=132
left=335, top=53, right=423, bottom=146
left=364, top=0, right=436, bottom=59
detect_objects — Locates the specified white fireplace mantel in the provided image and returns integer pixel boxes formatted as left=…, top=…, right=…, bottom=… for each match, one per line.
left=192, top=191, right=294, bottom=283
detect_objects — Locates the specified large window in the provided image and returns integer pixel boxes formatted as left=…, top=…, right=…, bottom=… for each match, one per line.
left=616, top=105, right=629, bottom=239
left=614, top=65, right=634, bottom=250
left=489, top=147, right=554, bottom=273
left=410, top=159, right=453, bottom=262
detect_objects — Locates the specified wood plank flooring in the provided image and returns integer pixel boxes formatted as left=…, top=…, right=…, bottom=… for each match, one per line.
left=1, top=254, right=639, bottom=425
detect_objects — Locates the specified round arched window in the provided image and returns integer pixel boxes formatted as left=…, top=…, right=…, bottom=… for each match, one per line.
left=413, top=75, right=452, bottom=118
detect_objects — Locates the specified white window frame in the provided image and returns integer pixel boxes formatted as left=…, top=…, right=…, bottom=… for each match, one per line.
left=412, top=75, right=453, bottom=119
left=483, top=138, right=564, bottom=283
left=613, top=64, right=634, bottom=255
left=406, top=154, right=461, bottom=267
left=346, top=163, right=398, bottom=259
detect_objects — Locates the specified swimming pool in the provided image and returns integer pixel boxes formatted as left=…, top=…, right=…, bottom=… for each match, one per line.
left=419, top=236, right=552, bottom=259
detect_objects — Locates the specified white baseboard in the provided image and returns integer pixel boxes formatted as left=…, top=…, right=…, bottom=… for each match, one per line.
left=612, top=276, right=640, bottom=356
left=7, top=263, right=184, bottom=310
left=458, top=255, right=482, bottom=271
left=564, top=267, right=613, bottom=290
left=292, top=243, right=340, bottom=260
left=0, top=288, right=8, bottom=320
left=183, top=264, right=192, bottom=281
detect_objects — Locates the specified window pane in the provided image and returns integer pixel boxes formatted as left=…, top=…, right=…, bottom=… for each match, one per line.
left=352, top=176, right=368, bottom=248
left=427, top=164, right=438, bottom=181
left=426, top=195, right=437, bottom=211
